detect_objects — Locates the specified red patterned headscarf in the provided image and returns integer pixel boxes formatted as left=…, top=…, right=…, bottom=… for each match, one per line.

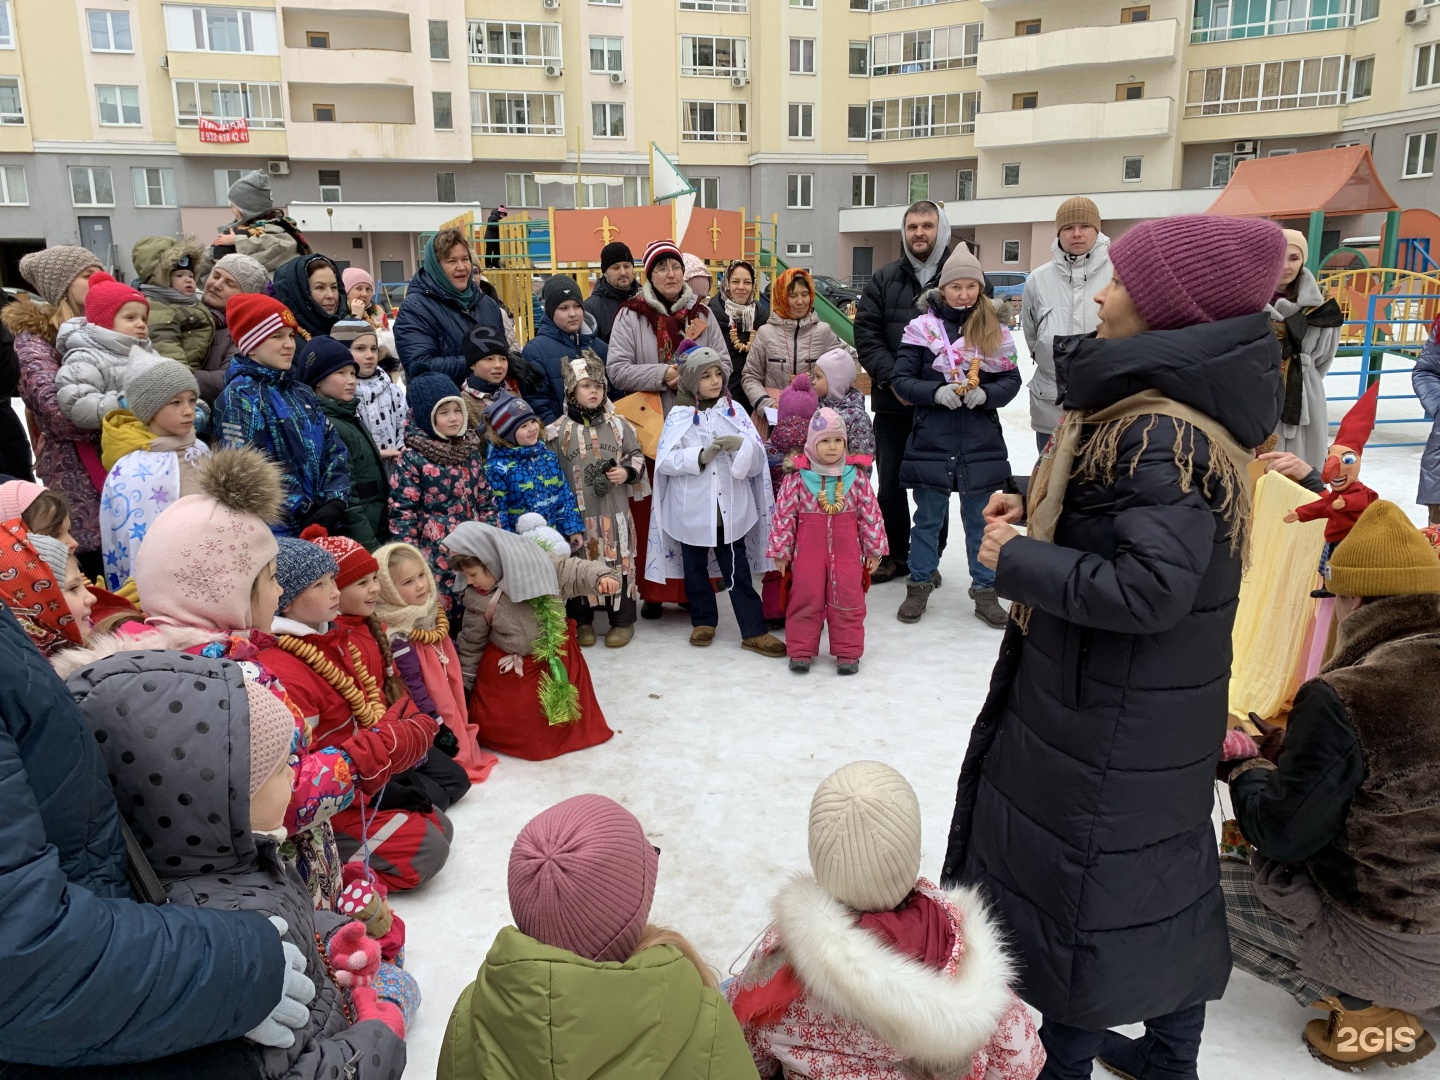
left=0, top=519, right=80, bottom=656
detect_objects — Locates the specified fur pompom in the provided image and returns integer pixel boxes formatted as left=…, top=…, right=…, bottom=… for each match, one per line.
left=195, top=446, right=285, bottom=525
left=299, top=524, right=331, bottom=542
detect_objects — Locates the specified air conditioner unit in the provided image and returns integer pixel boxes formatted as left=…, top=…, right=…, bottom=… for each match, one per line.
left=267, top=160, right=290, bottom=176
left=544, top=63, right=563, bottom=77
left=1233, top=140, right=1256, bottom=154
left=729, top=74, right=749, bottom=88
left=1232, top=153, right=1256, bottom=166
left=609, top=71, right=626, bottom=85
left=543, top=0, right=560, bottom=7
left=159, top=53, right=169, bottom=69
left=1407, top=7, right=1431, bottom=25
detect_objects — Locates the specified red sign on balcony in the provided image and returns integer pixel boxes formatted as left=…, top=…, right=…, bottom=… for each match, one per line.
left=197, top=118, right=250, bottom=144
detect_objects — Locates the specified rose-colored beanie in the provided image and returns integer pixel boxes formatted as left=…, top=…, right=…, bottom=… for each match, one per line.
left=245, top=680, right=297, bottom=797
left=0, top=479, right=46, bottom=523
left=341, top=267, right=374, bottom=293
left=1109, top=215, right=1286, bottom=332
left=778, top=373, right=819, bottom=422
left=508, top=794, right=659, bottom=963
left=804, top=406, right=847, bottom=458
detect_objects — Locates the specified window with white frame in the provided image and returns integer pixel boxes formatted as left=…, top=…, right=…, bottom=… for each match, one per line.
left=429, top=20, right=449, bottom=60
left=1268, top=147, right=1297, bottom=156
left=908, top=172, right=929, bottom=201
left=467, top=22, right=561, bottom=67
left=213, top=167, right=242, bottom=205
left=590, top=36, right=622, bottom=73
left=784, top=242, right=812, bottom=260
left=432, top=91, right=453, bottom=130
left=622, top=175, right=650, bottom=206
left=682, top=100, right=747, bottom=141
left=318, top=169, right=340, bottom=203
left=1350, top=55, right=1373, bottom=100
left=790, top=0, right=815, bottom=7
left=849, top=42, right=868, bottom=76
left=870, top=24, right=981, bottom=76
left=1404, top=132, right=1438, bottom=178
left=0, top=77, right=22, bottom=124
left=0, top=164, right=25, bottom=204
left=680, top=36, right=747, bottom=78
left=789, top=38, right=815, bottom=74
left=0, top=2, right=12, bottom=49
left=851, top=173, right=876, bottom=207
left=1357, top=0, right=1380, bottom=19
left=871, top=0, right=964, bottom=9
left=471, top=91, right=563, bottom=135
left=868, top=91, right=978, bottom=140
left=1210, top=152, right=1235, bottom=187
left=506, top=172, right=541, bottom=207
left=1123, top=155, right=1143, bottom=182
left=1189, top=0, right=1355, bottom=44
left=695, top=175, right=720, bottom=208
left=163, top=7, right=278, bottom=54
left=681, top=0, right=747, bottom=9
left=788, top=102, right=813, bottom=139
left=1001, top=162, right=1020, bottom=188
left=88, top=10, right=133, bottom=52
left=1183, top=55, right=1348, bottom=117
left=956, top=168, right=974, bottom=200
left=132, top=167, right=176, bottom=208
left=97, top=85, right=142, bottom=126
left=787, top=173, right=813, bottom=209
left=437, top=172, right=457, bottom=202
left=591, top=0, right=621, bottom=5
left=592, top=101, right=625, bottom=138
left=70, top=166, right=114, bottom=207
left=174, top=81, right=284, bottom=129
left=1002, top=240, right=1021, bottom=264
left=1418, top=44, right=1440, bottom=90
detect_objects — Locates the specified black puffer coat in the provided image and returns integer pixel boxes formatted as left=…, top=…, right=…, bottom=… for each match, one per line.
left=942, top=314, right=1282, bottom=1029
left=583, top=276, right=639, bottom=344
left=854, top=246, right=952, bottom=416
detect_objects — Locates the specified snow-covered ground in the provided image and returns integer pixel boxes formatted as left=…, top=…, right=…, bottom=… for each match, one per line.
left=390, top=340, right=1434, bottom=1079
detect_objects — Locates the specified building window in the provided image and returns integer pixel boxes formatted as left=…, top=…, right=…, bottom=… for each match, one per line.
left=318, top=169, right=341, bottom=202
left=849, top=42, right=868, bottom=76
left=70, top=166, right=114, bottom=208
left=131, top=167, right=176, bottom=208
left=1404, top=132, right=1438, bottom=179
left=908, top=172, right=929, bottom=201
left=848, top=105, right=867, bottom=140
left=789, top=38, right=815, bottom=74
left=174, top=81, right=285, bottom=129
left=1012, top=91, right=1038, bottom=109
left=1191, top=0, right=1355, bottom=44
left=213, top=167, right=243, bottom=206
left=622, top=175, right=650, bottom=206
left=1350, top=56, right=1374, bottom=101
left=870, top=24, right=982, bottom=76
left=788, top=102, right=814, bottom=139
left=851, top=0, right=870, bottom=8
left=0, top=164, right=26, bottom=205
left=681, top=0, right=747, bottom=9
left=1268, top=147, right=1297, bottom=156
left=437, top=172, right=457, bottom=202
left=1016, top=19, right=1041, bottom=35
left=472, top=91, right=564, bottom=135
left=956, top=168, right=974, bottom=200
left=694, top=176, right=720, bottom=208
left=592, top=101, right=625, bottom=137
left=97, top=85, right=142, bottom=126
left=432, top=91, right=453, bottom=130
left=787, top=173, right=813, bottom=209
left=1121, top=5, right=1149, bottom=23
left=851, top=174, right=877, bottom=207
left=1419, top=44, right=1440, bottom=90
left=1002, top=240, right=1021, bottom=264
left=868, top=91, right=980, bottom=139
left=1210, top=152, right=1235, bottom=187
left=429, top=20, right=449, bottom=60
left=163, top=7, right=278, bottom=54
left=1357, top=0, right=1380, bottom=20
left=591, top=0, right=621, bottom=5
left=0, top=76, right=22, bottom=124
left=506, top=172, right=541, bottom=207
left=1122, top=155, right=1143, bottom=182
left=789, top=0, right=815, bottom=7
left=88, top=10, right=132, bottom=52
left=467, top=21, right=562, bottom=67
left=682, top=100, right=747, bottom=141
left=1184, top=55, right=1348, bottom=117
left=785, top=242, right=812, bottom=259
left=312, top=103, right=335, bottom=122
left=1001, top=162, right=1020, bottom=188
left=680, top=36, right=748, bottom=78
left=871, top=0, right=966, bottom=7
left=306, top=31, right=329, bottom=49
left=590, top=36, right=623, bottom=73
left=1116, top=82, right=1144, bottom=100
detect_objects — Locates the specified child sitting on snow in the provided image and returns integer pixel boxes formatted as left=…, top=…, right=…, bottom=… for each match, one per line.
left=728, top=761, right=1044, bottom=1080
left=54, top=272, right=158, bottom=430
left=484, top=390, right=584, bottom=542
left=333, top=318, right=406, bottom=461
left=811, top=346, right=875, bottom=462
left=767, top=408, right=887, bottom=676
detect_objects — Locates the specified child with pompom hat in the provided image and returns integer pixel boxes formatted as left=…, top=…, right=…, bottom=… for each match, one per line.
left=54, top=271, right=158, bottom=430
left=760, top=371, right=819, bottom=622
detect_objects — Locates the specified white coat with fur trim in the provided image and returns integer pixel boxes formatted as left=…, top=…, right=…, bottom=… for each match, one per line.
left=728, top=876, right=1044, bottom=1080
left=54, top=318, right=159, bottom=430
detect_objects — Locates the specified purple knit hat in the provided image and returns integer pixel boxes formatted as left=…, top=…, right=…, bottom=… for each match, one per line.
left=778, top=373, right=819, bottom=422
left=508, top=794, right=659, bottom=963
left=1109, top=215, right=1286, bottom=332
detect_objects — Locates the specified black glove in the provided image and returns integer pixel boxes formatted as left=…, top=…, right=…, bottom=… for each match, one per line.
left=370, top=770, right=433, bottom=813
left=433, top=725, right=460, bottom=758
left=584, top=458, right=616, bottom=500
left=300, top=499, right=346, bottom=533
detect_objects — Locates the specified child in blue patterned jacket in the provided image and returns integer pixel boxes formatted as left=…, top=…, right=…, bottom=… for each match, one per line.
left=483, top=390, right=583, bottom=546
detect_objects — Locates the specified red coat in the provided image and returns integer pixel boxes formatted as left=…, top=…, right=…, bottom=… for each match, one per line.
left=1294, top=482, right=1379, bottom=545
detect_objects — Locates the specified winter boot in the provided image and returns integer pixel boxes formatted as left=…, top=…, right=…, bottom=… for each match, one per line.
left=742, top=633, right=787, bottom=657
left=1304, top=999, right=1434, bottom=1071
left=575, top=624, right=597, bottom=647
left=641, top=601, right=664, bottom=620
left=870, top=557, right=907, bottom=584
left=970, top=587, right=1008, bottom=629
left=896, top=581, right=933, bottom=624
left=789, top=657, right=812, bottom=674
left=931, top=569, right=943, bottom=589
left=689, top=626, right=715, bottom=646
left=604, top=625, right=633, bottom=648
left=836, top=658, right=860, bottom=676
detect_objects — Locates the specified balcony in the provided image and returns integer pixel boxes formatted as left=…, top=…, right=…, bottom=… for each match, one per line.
left=978, top=19, right=1179, bottom=79
left=280, top=8, right=413, bottom=82
left=974, top=96, right=1173, bottom=148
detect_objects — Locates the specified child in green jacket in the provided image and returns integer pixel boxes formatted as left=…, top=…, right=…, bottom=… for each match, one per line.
left=132, top=235, right=214, bottom=369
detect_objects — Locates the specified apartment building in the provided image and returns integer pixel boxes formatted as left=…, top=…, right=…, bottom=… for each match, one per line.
left=1, top=1, right=1439, bottom=288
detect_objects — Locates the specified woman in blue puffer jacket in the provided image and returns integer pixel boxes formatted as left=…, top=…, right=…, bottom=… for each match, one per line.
left=393, top=228, right=506, bottom=385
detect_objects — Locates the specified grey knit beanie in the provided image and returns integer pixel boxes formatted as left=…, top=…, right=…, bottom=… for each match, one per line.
left=125, top=356, right=199, bottom=425
left=678, top=346, right=726, bottom=397
left=275, top=536, right=338, bottom=613
left=29, top=532, right=71, bottom=584
left=212, top=252, right=268, bottom=294
left=330, top=318, right=378, bottom=345
left=808, top=761, right=923, bottom=913
left=227, top=170, right=274, bottom=217
left=19, top=245, right=103, bottom=307
left=938, top=242, right=985, bottom=290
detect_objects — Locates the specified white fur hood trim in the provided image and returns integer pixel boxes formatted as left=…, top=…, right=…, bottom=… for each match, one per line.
left=774, top=875, right=1016, bottom=1068
left=50, top=624, right=223, bottom=678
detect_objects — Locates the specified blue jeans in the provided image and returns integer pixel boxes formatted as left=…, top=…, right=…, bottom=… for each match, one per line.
left=909, top=489, right=995, bottom=590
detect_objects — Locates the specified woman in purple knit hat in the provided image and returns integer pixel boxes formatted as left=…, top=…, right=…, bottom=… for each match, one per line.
left=941, top=215, right=1287, bottom=1080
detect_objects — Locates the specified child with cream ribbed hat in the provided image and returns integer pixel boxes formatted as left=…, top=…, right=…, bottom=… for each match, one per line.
left=728, top=761, right=1044, bottom=1080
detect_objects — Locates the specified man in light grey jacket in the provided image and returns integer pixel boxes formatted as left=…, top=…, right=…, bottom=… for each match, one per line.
left=1020, top=196, right=1112, bottom=452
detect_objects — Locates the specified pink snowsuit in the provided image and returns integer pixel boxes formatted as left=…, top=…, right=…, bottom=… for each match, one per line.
left=768, top=460, right=887, bottom=661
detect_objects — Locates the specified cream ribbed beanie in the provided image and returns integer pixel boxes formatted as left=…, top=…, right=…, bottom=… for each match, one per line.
left=808, top=761, right=922, bottom=913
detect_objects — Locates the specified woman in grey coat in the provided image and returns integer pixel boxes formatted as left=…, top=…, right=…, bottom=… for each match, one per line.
left=1414, top=329, right=1440, bottom=522
left=1267, top=231, right=1342, bottom=471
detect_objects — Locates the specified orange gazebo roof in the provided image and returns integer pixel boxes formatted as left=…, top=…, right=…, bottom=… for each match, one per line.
left=1206, top=145, right=1399, bottom=219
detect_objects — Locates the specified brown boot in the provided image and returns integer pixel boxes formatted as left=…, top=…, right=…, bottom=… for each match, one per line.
left=604, top=624, right=634, bottom=648
left=689, top=626, right=715, bottom=647
left=1303, top=998, right=1434, bottom=1071
left=575, top=624, right=597, bottom=647
left=742, top=633, right=787, bottom=657
left=896, top=581, right=933, bottom=624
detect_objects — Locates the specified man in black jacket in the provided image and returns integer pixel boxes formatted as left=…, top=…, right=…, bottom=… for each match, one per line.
left=583, top=241, right=640, bottom=344
left=854, top=200, right=953, bottom=583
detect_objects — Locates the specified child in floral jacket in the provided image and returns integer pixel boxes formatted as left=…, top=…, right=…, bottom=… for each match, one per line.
left=484, top=390, right=584, bottom=541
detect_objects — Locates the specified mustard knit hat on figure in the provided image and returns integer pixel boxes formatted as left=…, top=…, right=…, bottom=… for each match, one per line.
left=1327, top=501, right=1440, bottom=597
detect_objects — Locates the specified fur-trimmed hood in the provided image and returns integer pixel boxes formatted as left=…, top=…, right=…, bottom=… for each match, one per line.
left=916, top=287, right=1003, bottom=316
left=49, top=622, right=224, bottom=679
left=773, top=875, right=1016, bottom=1069
left=133, top=235, right=206, bottom=288
left=637, top=279, right=700, bottom=319
left=1, top=294, right=59, bottom=343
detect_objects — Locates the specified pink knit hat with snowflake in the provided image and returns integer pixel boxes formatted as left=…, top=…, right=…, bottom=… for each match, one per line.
left=1109, top=215, right=1286, bottom=332
left=508, top=794, right=658, bottom=963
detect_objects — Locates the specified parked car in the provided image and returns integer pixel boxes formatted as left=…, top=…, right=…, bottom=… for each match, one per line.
left=812, top=274, right=861, bottom=312
left=987, top=271, right=1028, bottom=303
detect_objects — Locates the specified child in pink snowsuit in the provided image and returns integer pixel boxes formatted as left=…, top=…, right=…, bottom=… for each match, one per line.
left=767, top=407, right=886, bottom=675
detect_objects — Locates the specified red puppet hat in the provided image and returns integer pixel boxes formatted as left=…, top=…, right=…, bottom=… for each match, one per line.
left=1333, top=381, right=1380, bottom=453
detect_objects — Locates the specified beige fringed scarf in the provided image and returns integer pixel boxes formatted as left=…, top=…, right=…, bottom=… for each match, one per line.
left=1014, top=388, right=1255, bottom=633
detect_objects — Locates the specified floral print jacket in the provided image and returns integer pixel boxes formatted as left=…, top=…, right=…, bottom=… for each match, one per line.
left=388, top=431, right=496, bottom=606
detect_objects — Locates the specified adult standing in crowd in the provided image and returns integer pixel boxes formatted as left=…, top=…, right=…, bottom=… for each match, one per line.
left=394, top=229, right=507, bottom=385
left=522, top=274, right=608, bottom=425
left=944, top=215, right=1287, bottom=1079
left=4, top=246, right=105, bottom=578
left=1020, top=197, right=1113, bottom=454
left=584, top=241, right=640, bottom=343
left=709, top=259, right=769, bottom=414
left=855, top=200, right=954, bottom=584
left=271, top=253, right=343, bottom=342
left=481, top=204, right=508, bottom=269
left=741, top=267, right=849, bottom=428
left=196, top=253, right=269, bottom=404
left=1265, top=229, right=1342, bottom=470
left=0, top=288, right=32, bottom=481
left=210, top=170, right=310, bottom=274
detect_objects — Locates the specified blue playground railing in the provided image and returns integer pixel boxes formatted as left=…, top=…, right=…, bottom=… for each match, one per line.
left=1328, top=290, right=1433, bottom=448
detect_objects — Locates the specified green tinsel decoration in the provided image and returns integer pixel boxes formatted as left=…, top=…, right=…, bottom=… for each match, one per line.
left=529, top=594, right=581, bottom=726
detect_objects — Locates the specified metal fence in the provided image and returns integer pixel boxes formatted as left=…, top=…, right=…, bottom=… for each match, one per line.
left=1329, top=290, right=1435, bottom=447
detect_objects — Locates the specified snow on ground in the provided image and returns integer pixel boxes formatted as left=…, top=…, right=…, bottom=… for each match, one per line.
left=393, top=340, right=1433, bottom=1079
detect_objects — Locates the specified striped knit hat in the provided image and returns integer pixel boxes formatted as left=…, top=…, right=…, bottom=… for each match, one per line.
left=226, top=293, right=299, bottom=357
left=809, top=761, right=922, bottom=913
left=642, top=238, right=683, bottom=278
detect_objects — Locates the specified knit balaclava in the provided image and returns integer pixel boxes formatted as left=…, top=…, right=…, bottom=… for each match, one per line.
left=228, top=170, right=274, bottom=218
left=84, top=272, right=148, bottom=331
left=508, top=794, right=659, bottom=963
left=125, top=356, right=199, bottom=425
left=814, top=348, right=857, bottom=401
left=809, top=761, right=922, bottom=913
left=300, top=525, right=378, bottom=590
left=778, top=373, right=820, bottom=422
left=212, top=253, right=269, bottom=295
left=407, top=362, right=468, bottom=440
left=0, top=479, right=45, bottom=523
left=246, top=679, right=296, bottom=797
left=275, top=536, right=338, bottom=613
left=485, top=389, right=538, bottom=444
left=20, top=246, right=103, bottom=308
left=804, top=408, right=849, bottom=478
left=1109, top=215, right=1286, bottom=332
